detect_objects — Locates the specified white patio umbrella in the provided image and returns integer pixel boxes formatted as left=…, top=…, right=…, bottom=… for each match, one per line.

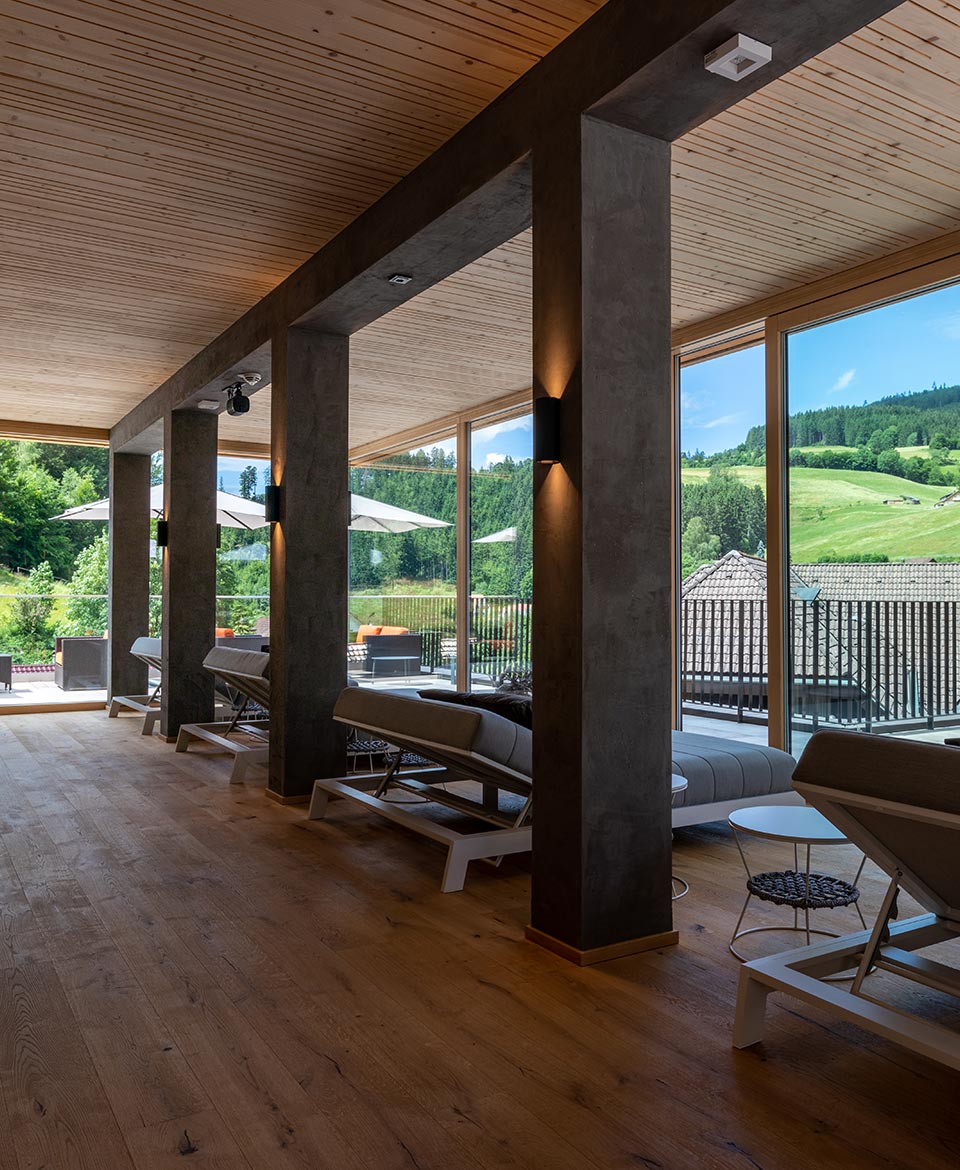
left=54, top=489, right=448, bottom=534
left=349, top=493, right=449, bottom=533
left=51, top=484, right=267, bottom=530
left=473, top=525, right=517, bottom=544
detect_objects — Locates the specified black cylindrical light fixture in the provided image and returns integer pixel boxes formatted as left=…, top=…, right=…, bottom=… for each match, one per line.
left=156, top=518, right=169, bottom=547
left=534, top=395, right=561, bottom=465
left=264, top=483, right=282, bottom=524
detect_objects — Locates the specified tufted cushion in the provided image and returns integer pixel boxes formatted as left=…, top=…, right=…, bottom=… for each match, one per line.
left=418, top=688, right=532, bottom=729
left=670, top=731, right=795, bottom=806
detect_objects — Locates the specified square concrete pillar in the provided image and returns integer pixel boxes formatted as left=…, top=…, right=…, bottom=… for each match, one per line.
left=160, top=409, right=218, bottom=738
left=527, top=115, right=675, bottom=963
left=269, top=326, right=349, bottom=801
left=108, top=449, right=152, bottom=700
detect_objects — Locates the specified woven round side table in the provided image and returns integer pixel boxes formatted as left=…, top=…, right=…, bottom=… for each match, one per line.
left=728, top=805, right=866, bottom=961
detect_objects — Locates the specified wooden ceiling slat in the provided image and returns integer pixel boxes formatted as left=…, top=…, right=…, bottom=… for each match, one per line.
left=6, top=0, right=960, bottom=448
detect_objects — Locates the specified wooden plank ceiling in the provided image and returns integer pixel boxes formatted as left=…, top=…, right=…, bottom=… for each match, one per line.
left=5, top=0, right=960, bottom=450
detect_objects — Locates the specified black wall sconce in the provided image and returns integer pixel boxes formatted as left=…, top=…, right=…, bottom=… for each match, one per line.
left=156, top=518, right=169, bottom=547
left=534, top=395, right=561, bottom=465
left=264, top=483, right=282, bottom=524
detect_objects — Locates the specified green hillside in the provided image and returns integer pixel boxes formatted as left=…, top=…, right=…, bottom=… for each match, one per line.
left=681, top=466, right=960, bottom=560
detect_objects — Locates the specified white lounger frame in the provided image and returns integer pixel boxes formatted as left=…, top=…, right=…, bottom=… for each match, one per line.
left=309, top=714, right=533, bottom=892
left=108, top=643, right=164, bottom=734
left=176, top=664, right=270, bottom=784
left=672, top=789, right=802, bottom=828
left=734, top=784, right=960, bottom=1070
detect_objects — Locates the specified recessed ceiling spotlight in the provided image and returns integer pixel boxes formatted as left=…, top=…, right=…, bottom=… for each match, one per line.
left=704, top=33, right=772, bottom=81
left=387, top=273, right=413, bottom=285
left=237, top=371, right=262, bottom=387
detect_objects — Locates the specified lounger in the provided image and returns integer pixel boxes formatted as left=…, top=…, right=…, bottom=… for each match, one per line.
left=175, top=647, right=270, bottom=783
left=734, top=730, right=960, bottom=1071
left=108, top=636, right=163, bottom=735
left=308, top=688, right=533, bottom=892
left=670, top=731, right=799, bottom=826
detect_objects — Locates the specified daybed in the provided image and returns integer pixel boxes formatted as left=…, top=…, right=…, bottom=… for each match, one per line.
left=735, top=730, right=960, bottom=1072
left=419, top=689, right=798, bottom=827
left=311, top=689, right=798, bottom=890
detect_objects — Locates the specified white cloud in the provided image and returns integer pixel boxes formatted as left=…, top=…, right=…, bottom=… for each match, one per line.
left=484, top=452, right=507, bottom=466
left=830, top=368, right=856, bottom=393
left=476, top=415, right=532, bottom=441
left=701, top=412, right=745, bottom=430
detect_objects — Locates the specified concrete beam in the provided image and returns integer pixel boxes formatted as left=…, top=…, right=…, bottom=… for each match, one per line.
left=268, top=327, right=350, bottom=800
left=160, top=410, right=218, bottom=738
left=107, top=450, right=151, bottom=699
left=110, top=0, right=899, bottom=454
left=528, top=116, right=674, bottom=959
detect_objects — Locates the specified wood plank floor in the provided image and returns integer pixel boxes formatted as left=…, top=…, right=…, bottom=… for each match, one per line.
left=0, top=710, right=958, bottom=1170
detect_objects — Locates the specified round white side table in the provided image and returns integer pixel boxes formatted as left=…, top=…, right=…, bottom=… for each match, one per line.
left=728, top=805, right=866, bottom=961
left=671, top=774, right=689, bottom=900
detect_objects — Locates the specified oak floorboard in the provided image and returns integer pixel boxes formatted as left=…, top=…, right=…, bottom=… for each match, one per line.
left=0, top=710, right=959, bottom=1170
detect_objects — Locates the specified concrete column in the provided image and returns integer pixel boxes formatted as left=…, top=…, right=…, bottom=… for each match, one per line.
left=160, top=409, right=218, bottom=738
left=107, top=449, right=152, bottom=699
left=269, top=326, right=349, bottom=800
left=527, top=115, right=675, bottom=962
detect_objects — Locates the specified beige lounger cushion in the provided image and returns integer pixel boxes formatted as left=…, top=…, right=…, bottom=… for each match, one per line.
left=794, top=730, right=960, bottom=816
left=334, top=687, right=531, bottom=778
left=130, top=636, right=162, bottom=657
left=202, top=646, right=270, bottom=679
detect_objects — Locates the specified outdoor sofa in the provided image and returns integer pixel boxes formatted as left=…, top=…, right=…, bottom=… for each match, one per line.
left=55, top=635, right=108, bottom=690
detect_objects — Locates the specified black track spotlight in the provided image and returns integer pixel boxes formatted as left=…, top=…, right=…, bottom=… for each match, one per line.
left=226, top=383, right=250, bottom=415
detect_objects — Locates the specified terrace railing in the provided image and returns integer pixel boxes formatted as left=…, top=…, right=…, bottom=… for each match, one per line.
left=681, top=596, right=960, bottom=732
left=351, top=594, right=532, bottom=679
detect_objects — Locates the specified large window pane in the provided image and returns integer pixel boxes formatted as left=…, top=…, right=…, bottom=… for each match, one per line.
left=785, top=281, right=960, bottom=750
left=678, top=345, right=767, bottom=737
left=348, top=440, right=457, bottom=689
left=469, top=413, right=533, bottom=692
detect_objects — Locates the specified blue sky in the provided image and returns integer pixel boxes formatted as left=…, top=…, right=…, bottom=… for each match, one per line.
left=215, top=413, right=533, bottom=493
left=681, top=281, right=960, bottom=455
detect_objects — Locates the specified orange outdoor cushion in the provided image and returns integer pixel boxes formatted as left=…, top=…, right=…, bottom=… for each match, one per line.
left=379, top=626, right=410, bottom=636
left=215, top=627, right=235, bottom=638
left=356, top=624, right=383, bottom=643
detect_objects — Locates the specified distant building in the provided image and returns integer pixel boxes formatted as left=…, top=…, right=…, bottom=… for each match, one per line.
left=681, top=551, right=960, bottom=723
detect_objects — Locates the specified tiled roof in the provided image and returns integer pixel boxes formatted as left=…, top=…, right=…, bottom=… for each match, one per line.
left=797, top=562, right=960, bottom=602
left=682, top=550, right=960, bottom=602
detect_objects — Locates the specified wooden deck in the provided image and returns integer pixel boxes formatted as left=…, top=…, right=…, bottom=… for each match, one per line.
left=0, top=709, right=958, bottom=1170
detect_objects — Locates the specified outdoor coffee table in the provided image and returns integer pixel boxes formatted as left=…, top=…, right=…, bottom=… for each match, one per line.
left=728, top=805, right=866, bottom=961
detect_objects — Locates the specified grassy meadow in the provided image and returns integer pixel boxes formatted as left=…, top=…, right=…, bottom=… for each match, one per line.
left=681, top=466, right=960, bottom=561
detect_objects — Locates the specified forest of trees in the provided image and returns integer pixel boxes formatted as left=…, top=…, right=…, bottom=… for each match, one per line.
left=348, top=448, right=533, bottom=599
left=683, top=383, right=960, bottom=478
left=0, top=439, right=108, bottom=576
left=680, top=469, right=766, bottom=578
